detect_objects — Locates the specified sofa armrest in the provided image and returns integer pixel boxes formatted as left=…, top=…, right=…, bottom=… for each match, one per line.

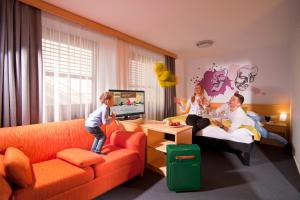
left=110, top=130, right=146, bottom=172
left=0, top=175, right=12, bottom=200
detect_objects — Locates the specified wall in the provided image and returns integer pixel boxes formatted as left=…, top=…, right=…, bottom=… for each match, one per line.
left=290, top=20, right=300, bottom=172
left=184, top=45, right=291, bottom=104
left=175, top=59, right=186, bottom=99
left=175, top=59, right=186, bottom=114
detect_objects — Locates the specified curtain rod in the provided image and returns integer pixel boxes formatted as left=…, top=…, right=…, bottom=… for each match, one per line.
left=19, top=0, right=178, bottom=59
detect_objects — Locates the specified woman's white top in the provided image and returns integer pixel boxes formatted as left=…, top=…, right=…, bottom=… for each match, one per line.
left=185, top=96, right=206, bottom=116
left=216, top=103, right=255, bottom=132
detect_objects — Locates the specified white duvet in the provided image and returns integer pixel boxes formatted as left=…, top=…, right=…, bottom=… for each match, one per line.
left=195, top=125, right=254, bottom=144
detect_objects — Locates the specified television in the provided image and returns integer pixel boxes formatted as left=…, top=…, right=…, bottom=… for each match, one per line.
left=109, top=89, right=145, bottom=119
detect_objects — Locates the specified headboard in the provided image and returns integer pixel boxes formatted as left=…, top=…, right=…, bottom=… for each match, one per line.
left=210, top=103, right=290, bottom=123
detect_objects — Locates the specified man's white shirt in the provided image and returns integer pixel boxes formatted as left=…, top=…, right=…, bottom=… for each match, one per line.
left=216, top=103, right=255, bottom=132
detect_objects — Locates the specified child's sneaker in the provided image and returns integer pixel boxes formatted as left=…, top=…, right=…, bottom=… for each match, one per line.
left=94, top=151, right=106, bottom=155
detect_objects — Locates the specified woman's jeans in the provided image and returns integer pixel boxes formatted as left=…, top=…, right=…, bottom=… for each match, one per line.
left=186, top=114, right=210, bottom=142
left=85, top=126, right=107, bottom=153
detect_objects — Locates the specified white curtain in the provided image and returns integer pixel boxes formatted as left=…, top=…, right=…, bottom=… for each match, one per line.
left=116, top=40, right=129, bottom=89
left=125, top=42, right=165, bottom=120
left=41, top=13, right=117, bottom=122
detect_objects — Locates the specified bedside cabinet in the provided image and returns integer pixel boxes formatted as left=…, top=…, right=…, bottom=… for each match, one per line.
left=261, top=121, right=289, bottom=147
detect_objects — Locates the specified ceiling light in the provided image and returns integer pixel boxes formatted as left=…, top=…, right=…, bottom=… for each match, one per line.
left=196, top=40, right=214, bottom=48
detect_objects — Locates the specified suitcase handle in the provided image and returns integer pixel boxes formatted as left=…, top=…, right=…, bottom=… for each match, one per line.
left=175, top=155, right=195, bottom=160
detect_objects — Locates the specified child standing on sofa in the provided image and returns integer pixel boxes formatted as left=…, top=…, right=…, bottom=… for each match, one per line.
left=85, top=91, right=116, bottom=154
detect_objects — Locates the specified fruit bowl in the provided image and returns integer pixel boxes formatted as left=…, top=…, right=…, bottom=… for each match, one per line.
left=165, top=121, right=184, bottom=128
left=167, top=124, right=184, bottom=128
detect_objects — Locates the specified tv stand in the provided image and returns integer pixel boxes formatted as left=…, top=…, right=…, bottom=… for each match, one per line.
left=117, top=115, right=141, bottom=121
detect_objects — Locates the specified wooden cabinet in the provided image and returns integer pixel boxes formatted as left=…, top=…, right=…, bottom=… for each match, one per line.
left=117, top=119, right=192, bottom=176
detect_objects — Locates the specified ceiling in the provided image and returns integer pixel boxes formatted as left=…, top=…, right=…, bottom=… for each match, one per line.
left=44, top=0, right=300, bottom=59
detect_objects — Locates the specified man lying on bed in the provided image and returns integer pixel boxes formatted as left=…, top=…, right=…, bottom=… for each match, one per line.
left=211, top=92, right=289, bottom=151
left=212, top=92, right=253, bottom=132
left=199, top=92, right=256, bottom=144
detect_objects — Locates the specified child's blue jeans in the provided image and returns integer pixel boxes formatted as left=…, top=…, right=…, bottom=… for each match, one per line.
left=85, top=126, right=107, bottom=153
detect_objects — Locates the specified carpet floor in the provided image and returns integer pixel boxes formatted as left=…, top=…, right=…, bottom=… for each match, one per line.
left=96, top=143, right=300, bottom=200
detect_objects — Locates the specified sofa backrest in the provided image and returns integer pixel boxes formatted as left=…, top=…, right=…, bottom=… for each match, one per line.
left=0, top=119, right=121, bottom=164
left=0, top=119, right=95, bottom=164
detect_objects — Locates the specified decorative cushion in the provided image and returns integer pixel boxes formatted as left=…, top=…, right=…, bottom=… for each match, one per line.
left=56, top=148, right=104, bottom=167
left=0, top=175, right=12, bottom=200
left=222, top=120, right=261, bottom=141
left=154, top=62, right=177, bottom=88
left=104, top=119, right=120, bottom=145
left=4, top=147, right=34, bottom=188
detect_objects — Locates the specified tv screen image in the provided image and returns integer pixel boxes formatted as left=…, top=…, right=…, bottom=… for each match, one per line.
left=109, top=90, right=145, bottom=118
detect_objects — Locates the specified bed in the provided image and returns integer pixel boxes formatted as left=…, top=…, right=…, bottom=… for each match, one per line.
left=164, top=115, right=260, bottom=165
left=194, top=126, right=255, bottom=165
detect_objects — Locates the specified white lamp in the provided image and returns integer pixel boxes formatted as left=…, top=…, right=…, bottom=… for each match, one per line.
left=279, top=112, right=287, bottom=122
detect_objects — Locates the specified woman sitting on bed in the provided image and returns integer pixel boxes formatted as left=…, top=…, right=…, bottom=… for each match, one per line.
left=176, top=83, right=210, bottom=141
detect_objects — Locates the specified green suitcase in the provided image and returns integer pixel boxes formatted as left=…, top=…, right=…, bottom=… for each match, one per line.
left=166, top=144, right=201, bottom=192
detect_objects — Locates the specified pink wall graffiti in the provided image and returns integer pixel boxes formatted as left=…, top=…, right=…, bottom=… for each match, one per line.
left=190, top=63, right=266, bottom=98
left=199, top=68, right=234, bottom=97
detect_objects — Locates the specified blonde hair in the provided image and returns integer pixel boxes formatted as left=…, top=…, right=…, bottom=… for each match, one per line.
left=191, top=83, right=204, bottom=103
left=99, top=91, right=113, bottom=104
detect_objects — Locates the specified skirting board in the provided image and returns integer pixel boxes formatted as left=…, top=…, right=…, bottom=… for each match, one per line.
left=294, top=155, right=300, bottom=175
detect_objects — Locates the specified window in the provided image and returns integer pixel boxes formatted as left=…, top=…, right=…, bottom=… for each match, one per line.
left=128, top=59, right=146, bottom=88
left=127, top=45, right=165, bottom=120
left=42, top=38, right=93, bottom=106
left=41, top=13, right=118, bottom=122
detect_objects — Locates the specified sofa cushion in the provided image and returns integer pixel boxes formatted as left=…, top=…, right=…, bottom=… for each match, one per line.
left=57, top=148, right=104, bottom=167
left=93, top=144, right=139, bottom=178
left=0, top=154, right=5, bottom=177
left=4, top=147, right=33, bottom=188
left=0, top=175, right=12, bottom=200
left=13, top=159, right=94, bottom=200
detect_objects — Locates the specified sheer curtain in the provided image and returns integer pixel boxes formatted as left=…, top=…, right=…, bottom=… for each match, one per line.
left=126, top=43, right=165, bottom=120
left=41, top=13, right=117, bottom=122
left=117, top=40, right=129, bottom=89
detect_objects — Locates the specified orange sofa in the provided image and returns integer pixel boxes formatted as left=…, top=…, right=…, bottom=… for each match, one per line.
left=0, top=119, right=146, bottom=200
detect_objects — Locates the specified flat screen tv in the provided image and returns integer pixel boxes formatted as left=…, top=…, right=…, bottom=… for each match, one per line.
left=109, top=89, right=145, bottom=119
